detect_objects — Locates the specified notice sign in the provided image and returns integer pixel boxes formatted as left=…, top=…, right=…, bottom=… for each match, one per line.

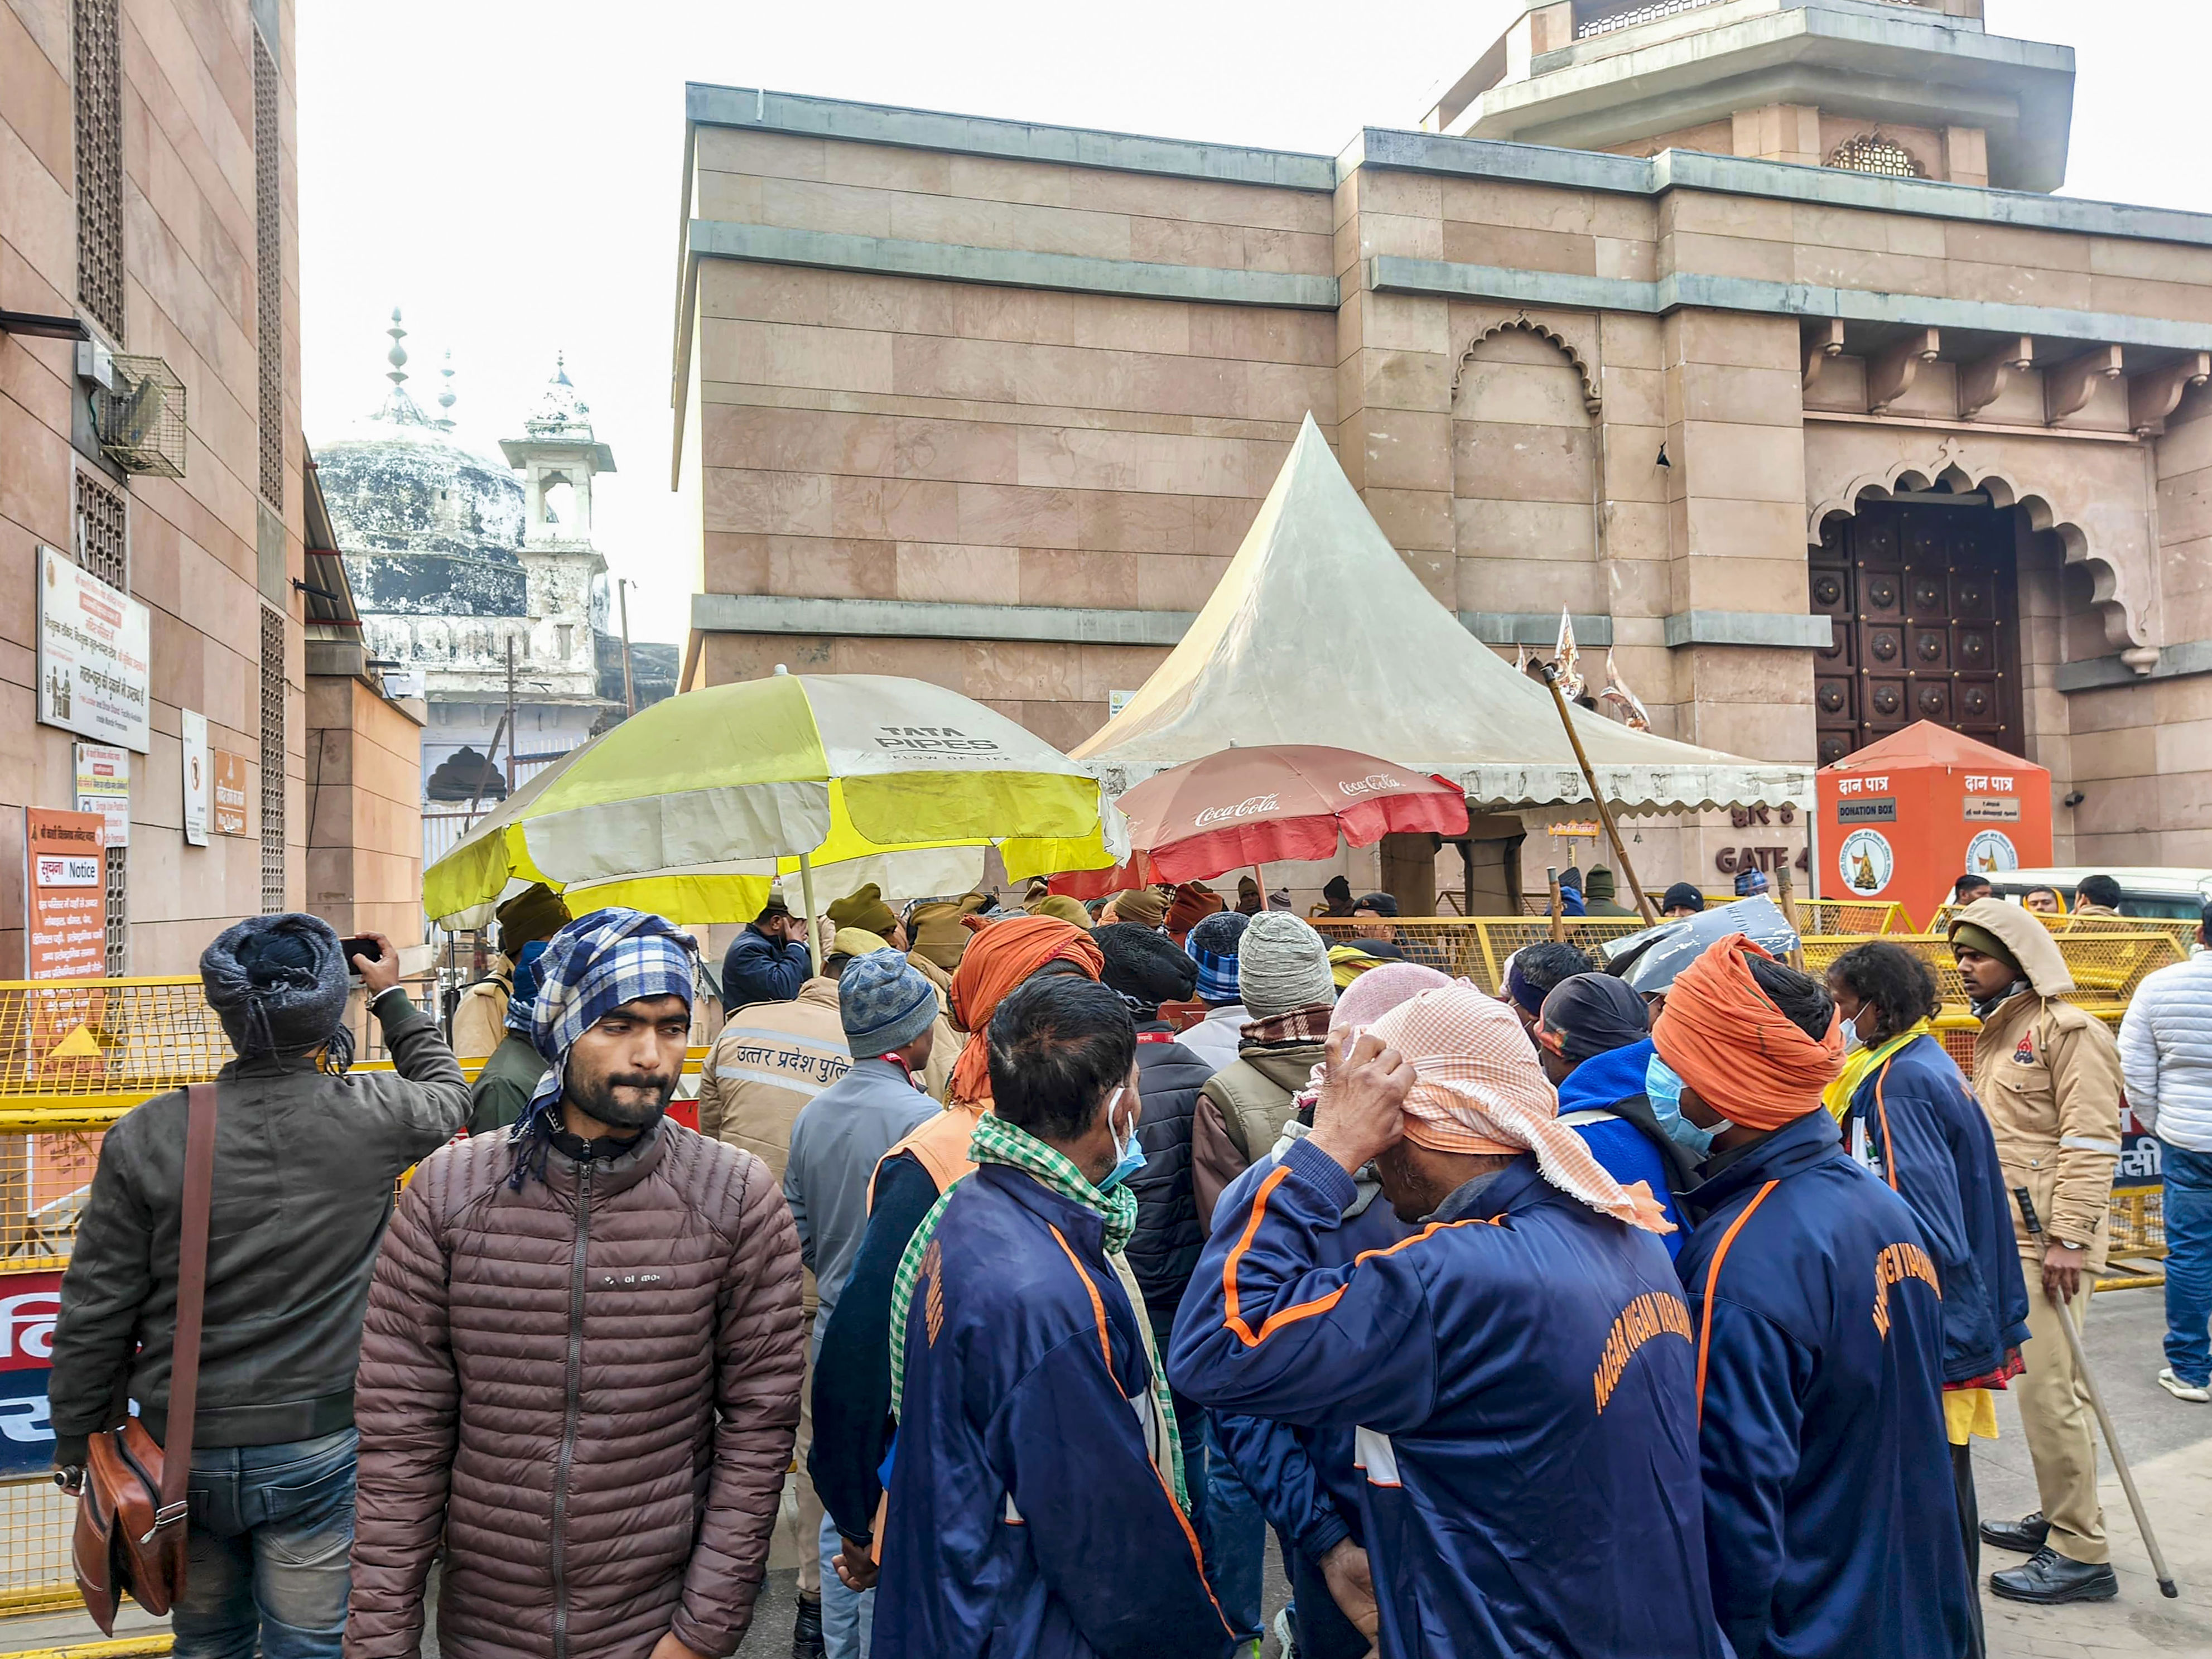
left=24, top=809, right=105, bottom=981
left=0, top=1270, right=63, bottom=1476
left=73, top=744, right=129, bottom=848
left=36, top=546, right=150, bottom=754
left=1964, top=797, right=2022, bottom=822
left=1837, top=798, right=1897, bottom=824
left=182, top=711, right=209, bottom=847
left=212, top=752, right=250, bottom=837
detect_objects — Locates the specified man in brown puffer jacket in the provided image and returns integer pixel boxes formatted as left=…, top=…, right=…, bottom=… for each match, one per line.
left=346, top=909, right=805, bottom=1659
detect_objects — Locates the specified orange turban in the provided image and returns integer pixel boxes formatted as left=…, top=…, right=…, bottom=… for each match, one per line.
left=1165, top=882, right=1225, bottom=940
left=1651, top=934, right=1843, bottom=1132
left=946, top=915, right=1105, bottom=1107
left=1362, top=983, right=1671, bottom=1234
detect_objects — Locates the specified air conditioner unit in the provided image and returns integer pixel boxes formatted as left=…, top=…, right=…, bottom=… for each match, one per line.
left=94, top=354, right=187, bottom=478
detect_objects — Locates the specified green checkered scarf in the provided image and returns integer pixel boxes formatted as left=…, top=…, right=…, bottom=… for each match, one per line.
left=888, top=1114, right=1185, bottom=1506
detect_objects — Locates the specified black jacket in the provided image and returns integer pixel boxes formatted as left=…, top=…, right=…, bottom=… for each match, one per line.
left=1124, top=1028, right=1213, bottom=1322
left=48, top=991, right=469, bottom=1462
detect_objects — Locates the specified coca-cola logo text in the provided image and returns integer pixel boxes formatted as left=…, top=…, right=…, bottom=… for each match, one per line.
left=1336, top=773, right=1402, bottom=797
left=1193, top=794, right=1279, bottom=827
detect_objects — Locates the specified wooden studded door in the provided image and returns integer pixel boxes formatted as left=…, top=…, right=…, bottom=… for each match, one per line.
left=1809, top=500, right=2023, bottom=766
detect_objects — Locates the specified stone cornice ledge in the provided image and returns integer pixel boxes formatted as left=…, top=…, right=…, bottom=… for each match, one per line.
left=2054, top=641, right=2212, bottom=691
left=1368, top=257, right=2212, bottom=353
left=1462, top=611, right=1614, bottom=647
left=690, top=221, right=1339, bottom=311
left=1665, top=611, right=1835, bottom=649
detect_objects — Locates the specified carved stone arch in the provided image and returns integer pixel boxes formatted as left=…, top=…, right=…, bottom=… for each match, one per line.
left=1806, top=434, right=2153, bottom=658
left=1450, top=310, right=1602, bottom=416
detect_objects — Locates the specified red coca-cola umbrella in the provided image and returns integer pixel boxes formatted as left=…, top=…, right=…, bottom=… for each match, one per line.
left=1053, top=745, right=1469, bottom=899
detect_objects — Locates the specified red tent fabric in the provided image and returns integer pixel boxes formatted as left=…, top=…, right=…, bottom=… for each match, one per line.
left=1054, top=746, right=1468, bottom=899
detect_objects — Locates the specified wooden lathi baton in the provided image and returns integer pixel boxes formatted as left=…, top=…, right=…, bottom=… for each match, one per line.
left=1539, top=663, right=1657, bottom=923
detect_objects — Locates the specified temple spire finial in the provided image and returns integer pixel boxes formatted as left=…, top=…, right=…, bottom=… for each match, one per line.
left=437, top=349, right=456, bottom=429
left=386, top=307, right=409, bottom=388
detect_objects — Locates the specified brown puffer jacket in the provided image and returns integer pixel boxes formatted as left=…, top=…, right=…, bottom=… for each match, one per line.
left=345, top=1119, right=804, bottom=1659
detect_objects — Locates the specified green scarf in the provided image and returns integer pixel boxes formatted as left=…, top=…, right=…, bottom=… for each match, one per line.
left=888, top=1115, right=1185, bottom=1506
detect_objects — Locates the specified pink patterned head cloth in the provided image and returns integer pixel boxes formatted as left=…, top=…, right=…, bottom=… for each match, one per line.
left=1360, top=982, right=1672, bottom=1234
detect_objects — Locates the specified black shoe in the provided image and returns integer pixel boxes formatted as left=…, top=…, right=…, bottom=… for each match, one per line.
left=1989, top=1548, right=2119, bottom=1604
left=1980, top=1511, right=2050, bottom=1554
left=793, top=1590, right=825, bottom=1659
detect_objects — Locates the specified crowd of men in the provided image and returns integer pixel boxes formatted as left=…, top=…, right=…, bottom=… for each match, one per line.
left=45, top=862, right=2203, bottom=1659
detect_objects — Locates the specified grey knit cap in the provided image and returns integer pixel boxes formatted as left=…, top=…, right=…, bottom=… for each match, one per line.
left=200, top=913, right=353, bottom=1068
left=1237, top=913, right=1336, bottom=1017
left=838, top=948, right=939, bottom=1059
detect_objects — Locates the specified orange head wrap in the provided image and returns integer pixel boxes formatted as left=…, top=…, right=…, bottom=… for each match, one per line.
left=1650, top=934, right=1843, bottom=1131
left=946, top=915, right=1105, bottom=1107
left=1165, top=882, right=1225, bottom=940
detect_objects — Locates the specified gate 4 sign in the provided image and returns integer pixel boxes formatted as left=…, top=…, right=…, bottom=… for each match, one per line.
left=0, top=1272, right=61, bottom=1477
left=1838, top=828, right=1895, bottom=896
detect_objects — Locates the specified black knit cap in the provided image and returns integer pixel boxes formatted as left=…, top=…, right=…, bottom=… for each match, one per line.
left=1091, top=922, right=1199, bottom=1014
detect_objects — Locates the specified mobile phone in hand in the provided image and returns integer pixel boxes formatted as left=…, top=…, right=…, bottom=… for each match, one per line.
left=340, top=935, right=383, bottom=976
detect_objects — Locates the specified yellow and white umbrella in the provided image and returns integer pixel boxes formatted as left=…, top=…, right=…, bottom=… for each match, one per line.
left=424, top=671, right=1126, bottom=961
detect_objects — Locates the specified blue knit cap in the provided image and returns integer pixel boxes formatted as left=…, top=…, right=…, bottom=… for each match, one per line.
left=1188, top=911, right=1249, bottom=1005
left=840, top=949, right=939, bottom=1060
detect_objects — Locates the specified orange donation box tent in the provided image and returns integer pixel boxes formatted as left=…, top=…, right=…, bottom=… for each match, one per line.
left=1817, top=722, right=2051, bottom=928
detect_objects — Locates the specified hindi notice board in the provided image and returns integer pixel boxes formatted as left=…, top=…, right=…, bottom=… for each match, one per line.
left=212, top=751, right=250, bottom=837
left=35, top=546, right=150, bottom=754
left=73, top=743, right=129, bottom=848
left=25, top=809, right=105, bottom=980
left=182, top=710, right=209, bottom=847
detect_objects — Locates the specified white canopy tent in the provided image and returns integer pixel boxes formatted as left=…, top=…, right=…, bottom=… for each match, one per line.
left=1073, top=414, right=1813, bottom=815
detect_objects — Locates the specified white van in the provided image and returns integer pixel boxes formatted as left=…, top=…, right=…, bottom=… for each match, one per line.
left=1980, top=867, right=2212, bottom=922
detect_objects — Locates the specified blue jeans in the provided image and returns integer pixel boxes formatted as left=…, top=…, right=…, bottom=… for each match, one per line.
left=817, top=1513, right=873, bottom=1659
left=1199, top=1417, right=1265, bottom=1642
left=2163, top=1143, right=2212, bottom=1385
left=174, top=1427, right=358, bottom=1659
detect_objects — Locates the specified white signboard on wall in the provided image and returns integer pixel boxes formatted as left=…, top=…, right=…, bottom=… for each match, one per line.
left=36, top=546, right=150, bottom=754
left=181, top=711, right=210, bottom=848
left=73, top=744, right=130, bottom=848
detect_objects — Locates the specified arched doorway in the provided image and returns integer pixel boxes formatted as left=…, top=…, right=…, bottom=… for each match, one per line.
left=1809, top=492, right=2026, bottom=765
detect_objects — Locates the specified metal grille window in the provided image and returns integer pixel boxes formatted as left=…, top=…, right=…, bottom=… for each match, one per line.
left=73, top=0, right=124, bottom=341
left=72, top=470, right=127, bottom=590
left=1828, top=134, right=1924, bottom=178
left=104, top=847, right=127, bottom=975
left=259, top=607, right=286, bottom=913
left=1575, top=0, right=1921, bottom=35
left=253, top=34, right=282, bottom=508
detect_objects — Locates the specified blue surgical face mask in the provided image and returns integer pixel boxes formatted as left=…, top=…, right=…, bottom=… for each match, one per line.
left=1645, top=1052, right=1721, bottom=1158
left=1097, top=1087, right=1146, bottom=1192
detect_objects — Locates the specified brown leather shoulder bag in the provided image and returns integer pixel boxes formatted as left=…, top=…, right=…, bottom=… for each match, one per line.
left=71, top=1079, right=216, bottom=1632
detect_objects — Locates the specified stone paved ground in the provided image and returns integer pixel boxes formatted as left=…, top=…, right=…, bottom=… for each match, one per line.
left=5, top=1287, right=2204, bottom=1657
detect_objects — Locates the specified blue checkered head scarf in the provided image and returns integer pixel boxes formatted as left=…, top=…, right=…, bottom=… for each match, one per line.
left=510, top=908, right=699, bottom=1184
left=1188, top=911, right=1249, bottom=1005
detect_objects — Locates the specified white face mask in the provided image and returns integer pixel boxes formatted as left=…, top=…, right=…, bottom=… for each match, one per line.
left=1842, top=1014, right=1866, bottom=1055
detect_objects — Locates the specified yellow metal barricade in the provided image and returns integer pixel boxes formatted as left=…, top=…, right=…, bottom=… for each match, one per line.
left=1308, top=919, right=1646, bottom=994
left=1790, top=898, right=1911, bottom=935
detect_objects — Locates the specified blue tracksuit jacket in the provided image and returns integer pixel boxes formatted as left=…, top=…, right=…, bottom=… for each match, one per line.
left=875, top=1163, right=1237, bottom=1659
left=1170, top=1138, right=1722, bottom=1659
left=1845, top=1033, right=2032, bottom=1382
left=1206, top=1140, right=1410, bottom=1562
left=1676, top=1110, right=1974, bottom=1659
left=1555, top=1038, right=1691, bottom=1258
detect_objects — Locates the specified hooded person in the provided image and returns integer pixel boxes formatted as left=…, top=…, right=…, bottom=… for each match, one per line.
left=807, top=916, right=1105, bottom=1583
left=1179, top=911, right=1252, bottom=1073
left=1556, top=867, right=1588, bottom=918
left=1825, top=942, right=2031, bottom=1653
left=1194, top=915, right=1341, bottom=1224
left=452, top=883, right=571, bottom=1059
left=1202, top=960, right=1443, bottom=1659
left=872, top=976, right=1237, bottom=1659
left=1319, top=875, right=1357, bottom=918
left=1171, top=983, right=1713, bottom=1659
left=1949, top=899, right=2126, bottom=1604
left=345, top=908, right=806, bottom=1659
left=1236, top=876, right=1264, bottom=916
left=1583, top=867, right=1633, bottom=918
left=51, top=918, right=471, bottom=1659
left=1657, top=935, right=1973, bottom=1659
left=1535, top=974, right=1690, bottom=1256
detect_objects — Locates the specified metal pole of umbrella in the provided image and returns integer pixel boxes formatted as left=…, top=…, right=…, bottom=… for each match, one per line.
left=797, top=850, right=823, bottom=977
left=1539, top=663, right=1658, bottom=923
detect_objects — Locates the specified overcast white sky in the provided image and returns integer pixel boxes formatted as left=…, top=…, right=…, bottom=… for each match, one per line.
left=297, top=0, right=2204, bottom=649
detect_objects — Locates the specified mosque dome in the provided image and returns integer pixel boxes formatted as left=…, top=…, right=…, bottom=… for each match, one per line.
left=314, top=310, right=527, bottom=615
